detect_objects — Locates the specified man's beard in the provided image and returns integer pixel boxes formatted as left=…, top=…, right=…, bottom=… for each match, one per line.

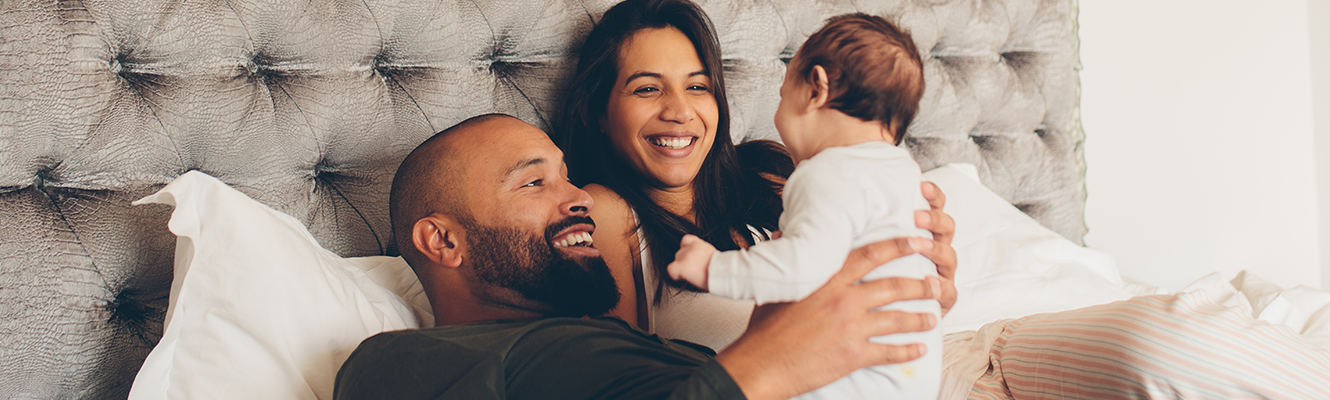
left=463, top=216, right=621, bottom=318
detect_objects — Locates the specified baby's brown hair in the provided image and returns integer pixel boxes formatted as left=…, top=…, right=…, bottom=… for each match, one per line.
left=789, top=13, right=924, bottom=145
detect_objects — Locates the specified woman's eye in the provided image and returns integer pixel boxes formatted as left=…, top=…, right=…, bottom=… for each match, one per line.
left=688, top=84, right=709, bottom=92
left=633, top=87, right=659, bottom=95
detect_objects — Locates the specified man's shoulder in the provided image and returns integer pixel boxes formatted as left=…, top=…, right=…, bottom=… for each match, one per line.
left=358, top=317, right=633, bottom=351
left=504, top=317, right=712, bottom=356
left=337, top=317, right=733, bottom=400
left=350, top=317, right=670, bottom=362
left=336, top=318, right=635, bottom=399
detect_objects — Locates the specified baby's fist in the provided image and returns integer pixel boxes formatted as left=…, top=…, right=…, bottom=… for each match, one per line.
left=667, top=234, right=715, bottom=291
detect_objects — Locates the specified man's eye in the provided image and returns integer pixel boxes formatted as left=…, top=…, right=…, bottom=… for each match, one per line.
left=524, top=179, right=543, bottom=187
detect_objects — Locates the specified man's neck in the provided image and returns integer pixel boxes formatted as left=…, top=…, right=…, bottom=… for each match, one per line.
left=435, top=302, right=545, bottom=326
left=430, top=283, right=549, bottom=326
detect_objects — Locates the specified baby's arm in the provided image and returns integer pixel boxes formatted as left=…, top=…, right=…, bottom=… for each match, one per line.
left=706, top=159, right=862, bottom=304
left=666, top=235, right=716, bottom=291
left=708, top=214, right=854, bottom=303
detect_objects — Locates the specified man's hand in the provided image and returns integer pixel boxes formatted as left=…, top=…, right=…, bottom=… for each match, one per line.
left=667, top=234, right=715, bottom=291
left=916, top=181, right=957, bottom=315
left=715, top=238, right=943, bottom=400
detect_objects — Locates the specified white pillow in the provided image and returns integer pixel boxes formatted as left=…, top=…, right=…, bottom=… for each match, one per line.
left=925, top=164, right=1142, bottom=334
left=128, top=171, right=430, bottom=400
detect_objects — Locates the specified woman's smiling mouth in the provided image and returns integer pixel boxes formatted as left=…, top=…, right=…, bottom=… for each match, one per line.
left=649, top=136, right=696, bottom=150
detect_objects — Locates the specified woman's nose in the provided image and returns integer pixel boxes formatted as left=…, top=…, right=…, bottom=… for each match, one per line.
left=658, top=89, right=695, bottom=124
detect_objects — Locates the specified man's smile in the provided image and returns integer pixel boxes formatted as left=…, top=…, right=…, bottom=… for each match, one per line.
left=548, top=218, right=600, bottom=257
left=553, top=229, right=594, bottom=247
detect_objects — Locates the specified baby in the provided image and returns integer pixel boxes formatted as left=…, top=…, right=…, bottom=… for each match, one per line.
left=667, top=13, right=940, bottom=400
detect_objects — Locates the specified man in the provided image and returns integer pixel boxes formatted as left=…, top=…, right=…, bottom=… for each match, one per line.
left=334, top=114, right=952, bottom=400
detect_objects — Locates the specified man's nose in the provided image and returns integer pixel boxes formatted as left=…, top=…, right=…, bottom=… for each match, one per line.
left=562, top=182, right=594, bottom=215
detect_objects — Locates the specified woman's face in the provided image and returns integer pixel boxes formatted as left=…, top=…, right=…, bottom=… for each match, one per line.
left=602, top=26, right=719, bottom=191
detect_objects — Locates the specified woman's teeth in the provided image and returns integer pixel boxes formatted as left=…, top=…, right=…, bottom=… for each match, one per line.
left=650, top=137, right=694, bottom=150
left=556, top=232, right=594, bottom=247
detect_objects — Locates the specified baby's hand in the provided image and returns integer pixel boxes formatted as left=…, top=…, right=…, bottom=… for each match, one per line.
left=667, top=234, right=716, bottom=291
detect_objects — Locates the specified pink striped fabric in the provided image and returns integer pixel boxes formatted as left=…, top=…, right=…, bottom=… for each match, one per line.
left=967, top=292, right=1330, bottom=400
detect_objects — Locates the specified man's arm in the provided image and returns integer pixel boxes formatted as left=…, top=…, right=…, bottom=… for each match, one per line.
left=715, top=237, right=943, bottom=400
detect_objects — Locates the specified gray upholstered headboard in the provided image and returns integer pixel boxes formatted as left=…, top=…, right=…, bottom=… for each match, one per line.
left=0, top=0, right=1083, bottom=397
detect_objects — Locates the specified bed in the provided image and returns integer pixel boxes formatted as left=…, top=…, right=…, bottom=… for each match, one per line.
left=3, top=0, right=1326, bottom=399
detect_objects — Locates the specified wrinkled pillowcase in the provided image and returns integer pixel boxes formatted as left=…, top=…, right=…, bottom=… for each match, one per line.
left=129, top=171, right=430, bottom=400
left=924, top=164, right=1143, bottom=334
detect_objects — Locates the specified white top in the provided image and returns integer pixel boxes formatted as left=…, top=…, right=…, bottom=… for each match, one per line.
left=640, top=226, right=756, bottom=352
left=709, top=141, right=936, bottom=304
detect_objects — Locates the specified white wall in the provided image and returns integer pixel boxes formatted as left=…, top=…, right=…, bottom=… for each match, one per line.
left=1311, top=0, right=1330, bottom=291
left=1079, top=0, right=1322, bottom=291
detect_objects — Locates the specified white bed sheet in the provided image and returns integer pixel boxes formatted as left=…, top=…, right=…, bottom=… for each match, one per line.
left=928, top=164, right=1330, bottom=399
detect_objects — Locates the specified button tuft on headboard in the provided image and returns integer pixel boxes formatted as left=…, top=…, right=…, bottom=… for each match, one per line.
left=243, top=58, right=259, bottom=77
left=109, top=57, right=124, bottom=75
left=108, top=289, right=167, bottom=347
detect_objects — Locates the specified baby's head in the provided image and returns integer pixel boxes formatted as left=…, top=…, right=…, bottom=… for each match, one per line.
left=783, top=13, right=924, bottom=145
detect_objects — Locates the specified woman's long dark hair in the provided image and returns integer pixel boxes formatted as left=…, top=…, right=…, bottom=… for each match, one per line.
left=557, top=0, right=793, bottom=304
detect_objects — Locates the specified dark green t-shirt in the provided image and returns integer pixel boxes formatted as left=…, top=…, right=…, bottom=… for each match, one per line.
left=334, top=317, right=745, bottom=400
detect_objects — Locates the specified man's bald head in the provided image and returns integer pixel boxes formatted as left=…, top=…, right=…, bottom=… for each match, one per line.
left=389, top=113, right=516, bottom=269
left=388, top=114, right=619, bottom=321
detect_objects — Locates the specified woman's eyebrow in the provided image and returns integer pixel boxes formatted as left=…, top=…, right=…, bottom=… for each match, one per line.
left=623, top=70, right=709, bottom=87
left=624, top=72, right=662, bottom=86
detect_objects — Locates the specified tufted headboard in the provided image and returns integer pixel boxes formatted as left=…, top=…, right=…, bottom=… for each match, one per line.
left=0, top=0, right=1083, bottom=397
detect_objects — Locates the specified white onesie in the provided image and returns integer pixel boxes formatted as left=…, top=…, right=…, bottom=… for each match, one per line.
left=708, top=141, right=942, bottom=400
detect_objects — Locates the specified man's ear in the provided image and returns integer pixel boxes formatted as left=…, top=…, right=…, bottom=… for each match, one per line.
left=806, top=65, right=831, bottom=111
left=413, top=214, right=465, bottom=269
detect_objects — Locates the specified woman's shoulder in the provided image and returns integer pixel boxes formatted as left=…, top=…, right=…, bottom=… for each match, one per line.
left=584, top=184, right=638, bottom=240
left=584, top=184, right=632, bottom=216
left=582, top=183, right=645, bottom=327
left=583, top=183, right=621, bottom=199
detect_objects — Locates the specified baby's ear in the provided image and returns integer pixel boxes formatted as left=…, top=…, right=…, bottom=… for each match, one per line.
left=785, top=65, right=831, bottom=113
left=808, top=65, right=831, bottom=107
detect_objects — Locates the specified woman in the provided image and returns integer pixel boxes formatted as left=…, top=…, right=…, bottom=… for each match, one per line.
left=557, top=0, right=957, bottom=351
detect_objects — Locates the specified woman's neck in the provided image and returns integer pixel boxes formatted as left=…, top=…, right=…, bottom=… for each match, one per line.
left=644, top=184, right=696, bottom=223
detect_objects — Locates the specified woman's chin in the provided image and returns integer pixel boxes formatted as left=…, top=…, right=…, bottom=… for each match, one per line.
left=645, top=170, right=701, bottom=190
